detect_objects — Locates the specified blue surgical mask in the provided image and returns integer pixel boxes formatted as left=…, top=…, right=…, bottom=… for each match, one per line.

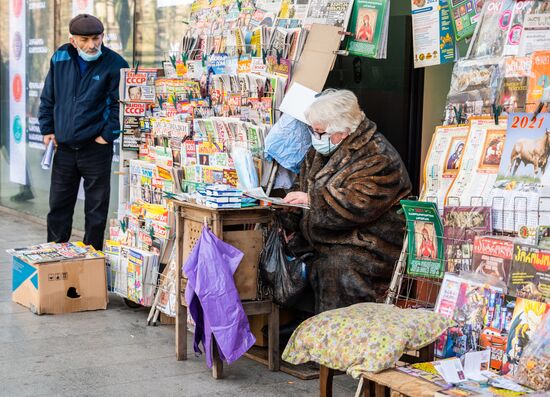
left=311, top=134, right=339, bottom=155
left=77, top=45, right=102, bottom=62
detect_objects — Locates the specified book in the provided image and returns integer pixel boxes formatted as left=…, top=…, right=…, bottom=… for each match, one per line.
left=502, top=297, right=548, bottom=375
left=346, top=0, right=390, bottom=59
left=509, top=243, right=550, bottom=302
left=401, top=200, right=445, bottom=278
left=471, top=236, right=515, bottom=283
left=443, top=206, right=492, bottom=273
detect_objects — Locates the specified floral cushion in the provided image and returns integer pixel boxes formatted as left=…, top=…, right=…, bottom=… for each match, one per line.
left=282, top=303, right=455, bottom=378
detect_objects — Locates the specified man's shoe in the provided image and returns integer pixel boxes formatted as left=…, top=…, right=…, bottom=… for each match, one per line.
left=10, top=189, right=35, bottom=202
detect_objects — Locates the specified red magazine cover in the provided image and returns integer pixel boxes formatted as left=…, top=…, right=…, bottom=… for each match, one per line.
left=472, top=236, right=515, bottom=283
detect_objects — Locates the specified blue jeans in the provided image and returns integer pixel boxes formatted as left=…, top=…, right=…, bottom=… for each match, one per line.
left=47, top=141, right=113, bottom=250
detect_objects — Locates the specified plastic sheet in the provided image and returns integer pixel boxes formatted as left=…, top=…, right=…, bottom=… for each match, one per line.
left=264, top=113, right=311, bottom=174
left=184, top=226, right=256, bottom=367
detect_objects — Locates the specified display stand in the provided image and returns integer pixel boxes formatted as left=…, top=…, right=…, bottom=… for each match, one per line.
left=170, top=200, right=279, bottom=379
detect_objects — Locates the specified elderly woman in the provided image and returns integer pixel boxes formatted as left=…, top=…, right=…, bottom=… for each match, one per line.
left=283, top=89, right=412, bottom=313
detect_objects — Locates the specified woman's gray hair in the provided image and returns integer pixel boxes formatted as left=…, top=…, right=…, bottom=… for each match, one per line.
left=304, top=89, right=365, bottom=134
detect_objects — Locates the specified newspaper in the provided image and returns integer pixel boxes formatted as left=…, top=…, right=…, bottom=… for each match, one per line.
left=244, top=187, right=310, bottom=209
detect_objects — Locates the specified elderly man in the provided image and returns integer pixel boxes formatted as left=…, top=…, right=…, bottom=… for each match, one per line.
left=39, top=14, right=129, bottom=249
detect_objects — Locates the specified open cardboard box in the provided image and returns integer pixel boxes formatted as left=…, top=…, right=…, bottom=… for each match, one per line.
left=12, top=256, right=108, bottom=315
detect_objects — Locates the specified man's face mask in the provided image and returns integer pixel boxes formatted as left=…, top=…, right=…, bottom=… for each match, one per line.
left=72, top=35, right=103, bottom=62
left=76, top=44, right=102, bottom=61
left=311, top=134, right=340, bottom=155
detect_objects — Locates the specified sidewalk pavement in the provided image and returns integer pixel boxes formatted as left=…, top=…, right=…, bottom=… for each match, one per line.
left=0, top=208, right=356, bottom=397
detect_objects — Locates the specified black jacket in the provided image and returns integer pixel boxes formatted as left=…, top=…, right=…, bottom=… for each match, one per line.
left=38, top=43, right=129, bottom=147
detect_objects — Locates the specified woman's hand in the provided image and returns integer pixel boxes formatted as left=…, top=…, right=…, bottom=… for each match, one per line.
left=283, top=191, right=309, bottom=205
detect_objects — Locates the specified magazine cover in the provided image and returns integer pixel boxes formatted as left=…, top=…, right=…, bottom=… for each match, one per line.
left=420, top=125, right=470, bottom=211
left=303, top=0, right=354, bottom=28
left=411, top=0, right=456, bottom=68
left=490, top=113, right=550, bottom=233
left=434, top=273, right=505, bottom=358
left=502, top=297, right=548, bottom=375
left=447, top=0, right=483, bottom=41
left=445, top=118, right=506, bottom=208
left=401, top=200, right=445, bottom=278
left=472, top=236, right=515, bottom=283
left=346, top=0, right=390, bottom=59
left=509, top=243, right=550, bottom=302
left=499, top=57, right=532, bottom=114
left=443, top=206, right=492, bottom=273
left=526, top=51, right=550, bottom=112
left=466, top=0, right=515, bottom=59
left=121, top=68, right=158, bottom=103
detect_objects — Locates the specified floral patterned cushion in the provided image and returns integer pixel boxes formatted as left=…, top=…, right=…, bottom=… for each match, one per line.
left=282, top=303, right=455, bottom=378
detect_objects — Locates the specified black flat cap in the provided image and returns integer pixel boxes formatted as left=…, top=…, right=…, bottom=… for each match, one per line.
left=69, top=14, right=104, bottom=36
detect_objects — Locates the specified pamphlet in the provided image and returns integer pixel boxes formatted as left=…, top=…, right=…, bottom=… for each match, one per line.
left=411, top=0, right=456, bottom=68
left=401, top=200, right=444, bottom=278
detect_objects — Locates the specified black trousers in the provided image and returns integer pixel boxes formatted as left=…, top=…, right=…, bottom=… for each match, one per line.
left=47, top=142, right=113, bottom=250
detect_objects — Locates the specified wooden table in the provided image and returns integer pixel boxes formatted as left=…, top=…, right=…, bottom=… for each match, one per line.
left=171, top=200, right=279, bottom=379
left=320, top=344, right=437, bottom=397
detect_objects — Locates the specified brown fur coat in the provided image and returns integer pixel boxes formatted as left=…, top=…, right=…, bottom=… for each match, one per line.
left=296, top=118, right=411, bottom=313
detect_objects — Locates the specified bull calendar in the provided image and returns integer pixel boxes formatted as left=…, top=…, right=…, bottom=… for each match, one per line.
left=490, top=113, right=550, bottom=233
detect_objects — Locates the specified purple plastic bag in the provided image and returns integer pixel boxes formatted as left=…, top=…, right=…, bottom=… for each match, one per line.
left=184, top=226, right=256, bottom=367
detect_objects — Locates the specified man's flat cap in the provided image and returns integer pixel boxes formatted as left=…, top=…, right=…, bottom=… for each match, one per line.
left=69, top=14, right=104, bottom=36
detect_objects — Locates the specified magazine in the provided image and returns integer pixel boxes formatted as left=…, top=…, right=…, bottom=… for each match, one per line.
left=526, top=51, right=550, bottom=112
left=446, top=118, right=507, bottom=208
left=302, top=0, right=354, bottom=28
left=446, top=0, right=483, bottom=42
left=509, top=243, right=550, bottom=302
left=435, top=273, right=505, bottom=358
left=518, top=9, right=550, bottom=56
left=503, top=0, right=535, bottom=56
left=471, top=236, right=515, bottom=283
left=420, top=125, right=470, bottom=212
left=499, top=57, right=531, bottom=115
left=346, top=0, right=390, bottom=59
left=490, top=112, right=550, bottom=233
left=411, top=0, right=456, bottom=68
left=120, top=68, right=158, bottom=103
left=401, top=200, right=444, bottom=278
left=466, top=0, right=515, bottom=59
left=502, top=297, right=548, bottom=375
left=443, top=206, right=492, bottom=273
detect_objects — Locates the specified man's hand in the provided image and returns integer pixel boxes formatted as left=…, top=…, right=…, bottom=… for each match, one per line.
left=43, top=134, right=57, bottom=147
left=95, top=136, right=108, bottom=145
left=283, top=191, right=309, bottom=205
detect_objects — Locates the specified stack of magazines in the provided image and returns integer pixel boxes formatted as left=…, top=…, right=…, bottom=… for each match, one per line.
left=7, top=242, right=101, bottom=264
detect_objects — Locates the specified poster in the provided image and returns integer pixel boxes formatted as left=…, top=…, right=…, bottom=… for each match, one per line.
left=346, top=0, right=390, bottom=59
left=411, top=0, right=456, bottom=68
left=445, top=118, right=506, bottom=207
left=447, top=0, right=483, bottom=41
left=303, top=0, right=354, bottom=28
left=9, top=0, right=27, bottom=185
left=420, top=125, right=470, bottom=211
left=490, top=113, right=550, bottom=233
left=401, top=200, right=445, bottom=278
left=509, top=243, right=550, bottom=302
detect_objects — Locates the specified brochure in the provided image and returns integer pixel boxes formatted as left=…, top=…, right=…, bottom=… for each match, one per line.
left=411, top=0, right=456, bottom=68
left=401, top=200, right=445, bottom=278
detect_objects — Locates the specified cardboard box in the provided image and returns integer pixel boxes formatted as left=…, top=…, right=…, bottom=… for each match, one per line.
left=12, top=256, right=108, bottom=315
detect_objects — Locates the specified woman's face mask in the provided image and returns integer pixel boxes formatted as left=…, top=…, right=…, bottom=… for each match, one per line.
left=311, top=134, right=340, bottom=155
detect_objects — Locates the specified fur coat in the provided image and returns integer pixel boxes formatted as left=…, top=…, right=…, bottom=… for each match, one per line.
left=294, top=118, right=412, bottom=313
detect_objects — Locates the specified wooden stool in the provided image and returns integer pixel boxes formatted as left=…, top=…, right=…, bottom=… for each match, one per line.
left=319, top=344, right=435, bottom=397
